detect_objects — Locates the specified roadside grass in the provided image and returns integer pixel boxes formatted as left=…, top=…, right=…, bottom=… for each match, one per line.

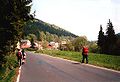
left=36, top=50, right=120, bottom=71
left=0, top=54, right=19, bottom=82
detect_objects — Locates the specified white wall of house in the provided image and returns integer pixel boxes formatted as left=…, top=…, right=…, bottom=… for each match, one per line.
left=49, top=42, right=59, bottom=50
left=20, top=40, right=31, bottom=48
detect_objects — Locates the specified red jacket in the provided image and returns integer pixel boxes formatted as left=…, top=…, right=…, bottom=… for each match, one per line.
left=83, top=47, right=88, bottom=55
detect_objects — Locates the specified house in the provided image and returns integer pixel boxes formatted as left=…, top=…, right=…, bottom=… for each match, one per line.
left=47, top=42, right=59, bottom=50
left=20, top=40, right=31, bottom=49
left=60, top=41, right=68, bottom=50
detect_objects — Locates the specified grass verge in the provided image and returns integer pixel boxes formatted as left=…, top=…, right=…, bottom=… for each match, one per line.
left=36, top=50, right=120, bottom=71
left=0, top=54, right=19, bottom=82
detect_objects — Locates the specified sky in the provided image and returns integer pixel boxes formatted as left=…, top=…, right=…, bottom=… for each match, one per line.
left=31, top=0, right=120, bottom=41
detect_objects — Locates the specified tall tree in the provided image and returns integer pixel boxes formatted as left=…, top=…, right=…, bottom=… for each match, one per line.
left=39, top=31, right=46, bottom=41
left=105, top=19, right=117, bottom=54
left=0, top=0, right=33, bottom=66
left=97, top=25, right=105, bottom=53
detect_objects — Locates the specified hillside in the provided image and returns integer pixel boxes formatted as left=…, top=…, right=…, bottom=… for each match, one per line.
left=116, top=33, right=120, bottom=38
left=23, top=19, right=78, bottom=39
left=117, top=33, right=120, bottom=36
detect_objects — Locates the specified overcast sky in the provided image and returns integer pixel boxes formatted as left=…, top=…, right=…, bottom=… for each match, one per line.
left=31, top=0, right=120, bottom=41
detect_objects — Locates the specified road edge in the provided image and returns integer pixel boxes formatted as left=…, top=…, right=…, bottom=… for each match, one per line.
left=16, top=66, right=21, bottom=82
left=39, top=53, right=120, bottom=74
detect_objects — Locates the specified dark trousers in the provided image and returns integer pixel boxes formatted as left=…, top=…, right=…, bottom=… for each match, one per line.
left=17, top=57, right=22, bottom=66
left=82, top=55, right=88, bottom=63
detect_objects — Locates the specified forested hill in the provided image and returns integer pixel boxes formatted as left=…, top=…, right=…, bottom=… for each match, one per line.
left=24, top=19, right=78, bottom=38
left=117, top=33, right=120, bottom=36
left=117, top=33, right=120, bottom=38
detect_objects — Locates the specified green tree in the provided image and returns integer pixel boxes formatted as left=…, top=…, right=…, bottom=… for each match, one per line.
left=39, top=31, right=46, bottom=41
left=65, top=41, right=74, bottom=51
left=72, top=37, right=88, bottom=51
left=89, top=41, right=99, bottom=53
left=27, top=34, right=37, bottom=48
left=46, top=32, right=51, bottom=42
left=0, top=0, right=33, bottom=66
left=105, top=19, right=117, bottom=54
left=97, top=25, right=105, bottom=53
left=42, top=41, right=48, bottom=49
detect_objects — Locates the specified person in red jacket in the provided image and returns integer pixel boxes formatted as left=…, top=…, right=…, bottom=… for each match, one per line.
left=16, top=48, right=22, bottom=66
left=82, top=45, right=89, bottom=63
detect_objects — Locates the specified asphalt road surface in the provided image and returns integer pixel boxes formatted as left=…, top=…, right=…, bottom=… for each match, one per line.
left=19, top=52, right=120, bottom=82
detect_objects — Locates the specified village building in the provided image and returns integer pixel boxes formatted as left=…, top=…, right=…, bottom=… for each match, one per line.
left=17, top=40, right=31, bottom=49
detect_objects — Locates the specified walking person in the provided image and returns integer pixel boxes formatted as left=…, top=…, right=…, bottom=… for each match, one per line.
left=21, top=49, right=26, bottom=64
left=16, top=48, right=22, bottom=66
left=82, top=45, right=89, bottom=64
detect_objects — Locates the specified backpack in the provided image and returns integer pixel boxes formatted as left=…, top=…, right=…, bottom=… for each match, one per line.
left=83, top=47, right=88, bottom=54
left=17, top=51, right=22, bottom=58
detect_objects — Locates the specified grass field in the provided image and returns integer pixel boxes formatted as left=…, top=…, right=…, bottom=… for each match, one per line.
left=36, top=50, right=120, bottom=71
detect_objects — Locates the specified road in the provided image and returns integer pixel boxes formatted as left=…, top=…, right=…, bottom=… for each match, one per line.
left=19, top=52, right=120, bottom=82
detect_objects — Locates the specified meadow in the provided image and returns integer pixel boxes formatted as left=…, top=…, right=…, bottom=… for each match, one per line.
left=36, top=50, right=120, bottom=71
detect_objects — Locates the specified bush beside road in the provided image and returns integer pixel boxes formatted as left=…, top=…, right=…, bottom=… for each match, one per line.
left=0, top=54, right=18, bottom=82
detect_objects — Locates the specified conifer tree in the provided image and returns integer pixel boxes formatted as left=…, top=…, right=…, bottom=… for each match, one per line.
left=105, top=19, right=117, bottom=54
left=97, top=25, right=105, bottom=53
